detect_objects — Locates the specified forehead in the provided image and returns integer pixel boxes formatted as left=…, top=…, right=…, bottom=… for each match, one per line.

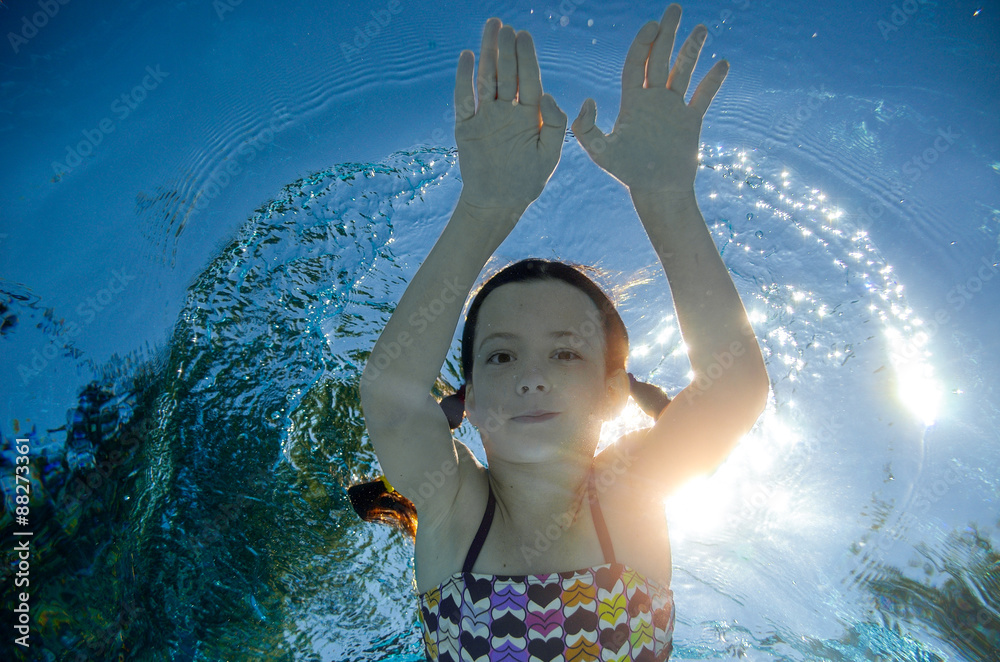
left=475, top=280, right=603, bottom=345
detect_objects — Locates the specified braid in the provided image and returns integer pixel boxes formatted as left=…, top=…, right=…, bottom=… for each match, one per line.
left=440, top=385, right=466, bottom=430
left=628, top=373, right=671, bottom=421
left=347, top=477, right=417, bottom=540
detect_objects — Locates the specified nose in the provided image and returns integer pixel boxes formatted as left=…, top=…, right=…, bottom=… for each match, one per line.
left=517, top=367, right=549, bottom=394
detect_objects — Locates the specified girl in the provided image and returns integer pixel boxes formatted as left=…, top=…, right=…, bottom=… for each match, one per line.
left=355, top=4, right=769, bottom=659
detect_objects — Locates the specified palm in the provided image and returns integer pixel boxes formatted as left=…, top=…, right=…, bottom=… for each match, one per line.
left=572, top=4, right=728, bottom=196
left=454, top=20, right=567, bottom=214
left=457, top=103, right=560, bottom=206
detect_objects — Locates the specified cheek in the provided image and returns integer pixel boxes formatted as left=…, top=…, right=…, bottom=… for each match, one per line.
left=465, top=380, right=498, bottom=425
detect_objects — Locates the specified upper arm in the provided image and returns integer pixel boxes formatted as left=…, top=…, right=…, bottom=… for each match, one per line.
left=607, top=369, right=769, bottom=496
left=360, top=388, right=466, bottom=523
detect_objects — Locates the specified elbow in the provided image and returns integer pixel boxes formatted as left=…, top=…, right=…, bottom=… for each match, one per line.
left=716, top=361, right=769, bottom=426
left=733, top=343, right=769, bottom=417
left=359, top=367, right=395, bottom=427
left=359, top=360, right=399, bottom=406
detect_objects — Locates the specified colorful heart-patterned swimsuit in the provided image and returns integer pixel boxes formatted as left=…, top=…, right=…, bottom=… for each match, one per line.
left=418, top=471, right=675, bottom=661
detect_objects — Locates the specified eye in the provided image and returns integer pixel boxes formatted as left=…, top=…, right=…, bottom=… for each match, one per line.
left=486, top=351, right=514, bottom=365
left=554, top=349, right=581, bottom=361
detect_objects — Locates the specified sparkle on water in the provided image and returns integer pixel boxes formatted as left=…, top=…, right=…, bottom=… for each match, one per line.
left=594, top=145, right=943, bottom=540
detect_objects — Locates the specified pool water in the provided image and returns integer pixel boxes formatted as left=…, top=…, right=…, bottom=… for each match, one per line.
left=2, top=1, right=999, bottom=660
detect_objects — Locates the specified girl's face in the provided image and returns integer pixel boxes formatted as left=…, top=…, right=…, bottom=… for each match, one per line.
left=465, top=279, right=624, bottom=461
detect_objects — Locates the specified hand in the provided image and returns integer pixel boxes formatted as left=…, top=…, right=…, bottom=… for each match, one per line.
left=572, top=4, right=728, bottom=198
left=455, top=19, right=568, bottom=217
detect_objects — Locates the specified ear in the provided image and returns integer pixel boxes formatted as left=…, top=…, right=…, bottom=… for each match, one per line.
left=604, top=368, right=630, bottom=419
left=463, top=379, right=480, bottom=428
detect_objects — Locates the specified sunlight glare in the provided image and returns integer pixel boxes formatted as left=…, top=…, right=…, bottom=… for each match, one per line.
left=884, top=326, right=942, bottom=426
left=664, top=474, right=734, bottom=541
left=598, top=399, right=653, bottom=452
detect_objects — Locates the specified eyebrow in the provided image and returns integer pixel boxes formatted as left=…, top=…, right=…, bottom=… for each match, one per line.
left=477, top=330, right=592, bottom=352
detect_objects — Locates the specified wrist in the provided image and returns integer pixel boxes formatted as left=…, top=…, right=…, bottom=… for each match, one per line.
left=629, top=187, right=699, bottom=214
left=450, top=194, right=525, bottom=248
left=456, top=192, right=528, bottom=218
left=629, top=185, right=697, bottom=204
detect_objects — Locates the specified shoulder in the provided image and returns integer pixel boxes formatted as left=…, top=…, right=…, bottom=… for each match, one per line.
left=593, top=427, right=674, bottom=523
left=593, top=428, right=674, bottom=587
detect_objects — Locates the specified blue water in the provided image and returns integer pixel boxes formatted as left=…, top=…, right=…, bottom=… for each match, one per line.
left=2, top=1, right=999, bottom=660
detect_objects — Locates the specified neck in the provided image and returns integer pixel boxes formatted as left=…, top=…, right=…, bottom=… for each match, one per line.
left=485, top=452, right=595, bottom=541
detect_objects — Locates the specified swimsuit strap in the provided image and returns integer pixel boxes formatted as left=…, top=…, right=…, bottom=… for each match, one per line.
left=462, top=479, right=496, bottom=573
left=588, top=468, right=617, bottom=565
left=461, top=468, right=617, bottom=573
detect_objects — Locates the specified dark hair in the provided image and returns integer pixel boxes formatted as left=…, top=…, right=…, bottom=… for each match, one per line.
left=461, top=259, right=629, bottom=382
left=440, top=258, right=669, bottom=427
left=351, top=258, right=670, bottom=533
left=347, top=478, right=417, bottom=540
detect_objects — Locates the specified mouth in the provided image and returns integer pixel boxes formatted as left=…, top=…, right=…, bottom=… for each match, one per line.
left=511, top=411, right=560, bottom=423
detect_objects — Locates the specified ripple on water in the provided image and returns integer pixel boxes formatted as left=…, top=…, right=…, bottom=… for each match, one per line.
left=6, top=142, right=972, bottom=660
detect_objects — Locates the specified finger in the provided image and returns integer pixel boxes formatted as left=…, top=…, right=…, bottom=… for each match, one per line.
left=477, top=18, right=501, bottom=102
left=668, top=25, right=707, bottom=97
left=515, top=30, right=542, bottom=106
left=622, top=21, right=659, bottom=92
left=689, top=59, right=729, bottom=117
left=455, top=50, right=476, bottom=123
left=646, top=4, right=682, bottom=89
left=571, top=98, right=608, bottom=164
left=497, top=25, right=517, bottom=102
left=539, top=93, right=568, bottom=151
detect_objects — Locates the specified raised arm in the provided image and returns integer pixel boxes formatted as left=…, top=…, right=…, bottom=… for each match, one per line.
left=360, top=19, right=567, bottom=510
left=573, top=4, right=768, bottom=491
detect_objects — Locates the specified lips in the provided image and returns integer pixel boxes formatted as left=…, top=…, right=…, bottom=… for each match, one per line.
left=511, top=410, right=559, bottom=423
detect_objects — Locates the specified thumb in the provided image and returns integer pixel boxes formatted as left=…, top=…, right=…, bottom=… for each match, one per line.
left=538, top=93, right=568, bottom=150
left=572, top=98, right=609, bottom=162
